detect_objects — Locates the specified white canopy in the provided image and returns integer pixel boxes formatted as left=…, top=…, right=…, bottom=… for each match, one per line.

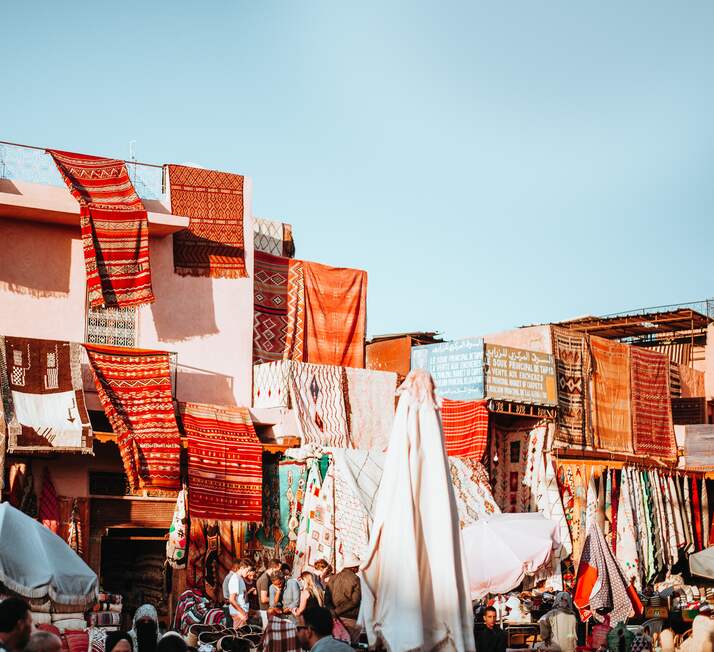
left=359, top=369, right=475, bottom=652
left=0, top=502, right=98, bottom=607
left=462, top=512, right=561, bottom=599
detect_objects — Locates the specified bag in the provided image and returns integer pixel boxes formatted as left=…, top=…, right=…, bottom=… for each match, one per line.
left=332, top=617, right=351, bottom=643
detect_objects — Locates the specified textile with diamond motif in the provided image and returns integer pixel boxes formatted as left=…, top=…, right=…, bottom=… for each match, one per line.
left=289, top=363, right=349, bottom=447
left=253, top=251, right=290, bottom=363
left=0, top=336, right=92, bottom=454
left=84, top=344, right=181, bottom=492
left=254, top=218, right=295, bottom=258
left=48, top=149, right=154, bottom=307
left=168, top=164, right=247, bottom=278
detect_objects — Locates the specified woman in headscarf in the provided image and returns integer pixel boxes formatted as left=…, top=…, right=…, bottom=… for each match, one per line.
left=538, top=592, right=578, bottom=652
left=129, top=605, right=160, bottom=652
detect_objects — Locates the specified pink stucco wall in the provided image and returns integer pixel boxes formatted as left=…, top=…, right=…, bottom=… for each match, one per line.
left=483, top=325, right=553, bottom=354
left=0, top=179, right=254, bottom=408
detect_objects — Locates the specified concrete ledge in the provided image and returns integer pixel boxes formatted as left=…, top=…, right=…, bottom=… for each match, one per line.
left=0, top=178, right=189, bottom=236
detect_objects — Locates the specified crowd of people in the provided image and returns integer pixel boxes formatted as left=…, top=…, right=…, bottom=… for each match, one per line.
left=0, top=556, right=363, bottom=652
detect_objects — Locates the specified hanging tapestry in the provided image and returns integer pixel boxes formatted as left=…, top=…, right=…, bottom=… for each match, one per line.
left=615, top=470, right=641, bottom=589
left=84, top=344, right=181, bottom=492
left=168, top=164, right=247, bottom=278
left=290, top=363, right=349, bottom=447
left=48, top=149, right=154, bottom=307
left=244, top=461, right=284, bottom=569
left=254, top=218, right=295, bottom=258
left=333, top=457, right=372, bottom=571
left=86, top=304, right=138, bottom=348
left=490, top=427, right=529, bottom=513
left=253, top=360, right=292, bottom=409
left=343, top=367, right=397, bottom=450
left=182, top=402, right=262, bottom=521
left=590, top=337, right=633, bottom=453
left=166, top=488, right=188, bottom=568
left=0, top=336, right=93, bottom=454
left=551, top=327, right=592, bottom=448
left=279, top=460, right=308, bottom=565
left=0, top=388, right=5, bottom=501
left=679, top=365, right=704, bottom=398
left=284, top=260, right=306, bottom=361
left=672, top=397, right=707, bottom=426
left=39, top=468, right=60, bottom=534
left=328, top=448, right=385, bottom=522
left=449, top=457, right=500, bottom=528
left=293, top=460, right=336, bottom=576
left=574, top=524, right=643, bottom=626
left=253, top=251, right=290, bottom=364
left=188, top=518, right=244, bottom=602
left=630, top=347, right=676, bottom=459
left=440, top=399, right=489, bottom=461
left=557, top=462, right=589, bottom=564
left=303, top=261, right=367, bottom=368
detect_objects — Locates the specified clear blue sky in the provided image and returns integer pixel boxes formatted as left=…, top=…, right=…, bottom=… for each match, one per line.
left=2, top=2, right=713, bottom=339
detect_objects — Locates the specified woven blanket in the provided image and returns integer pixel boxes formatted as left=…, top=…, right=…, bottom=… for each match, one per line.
left=254, top=218, right=295, bottom=258
left=0, top=336, right=93, bottom=453
left=293, top=460, right=336, bottom=575
left=328, top=448, right=385, bottom=522
left=168, top=164, right=247, bottom=278
left=333, top=459, right=371, bottom=571
left=87, top=612, right=121, bottom=627
left=679, top=364, right=705, bottom=398
left=48, top=149, right=154, bottom=307
left=166, top=488, right=188, bottom=568
left=574, top=524, right=642, bottom=625
left=616, top=469, right=642, bottom=589
left=253, top=361, right=293, bottom=409
left=182, top=402, right=262, bottom=521
left=343, top=367, right=396, bottom=450
left=448, top=457, right=500, bottom=528
left=84, top=344, right=181, bottom=491
left=279, top=460, right=308, bottom=564
left=303, top=261, right=367, bottom=368
left=260, top=617, right=300, bottom=652
left=289, top=363, right=349, bottom=447
left=490, top=427, right=529, bottom=513
left=552, top=327, right=593, bottom=448
left=284, top=260, right=306, bottom=361
left=39, top=468, right=60, bottom=534
left=630, top=347, right=676, bottom=459
left=440, top=399, right=489, bottom=461
left=682, top=425, right=714, bottom=470
left=590, top=337, right=633, bottom=453
left=253, top=251, right=290, bottom=364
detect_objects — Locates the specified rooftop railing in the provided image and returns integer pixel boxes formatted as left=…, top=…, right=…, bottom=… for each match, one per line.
left=0, top=140, right=166, bottom=200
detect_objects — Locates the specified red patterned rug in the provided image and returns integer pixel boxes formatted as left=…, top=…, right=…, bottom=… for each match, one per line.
left=182, top=402, right=262, bottom=521
left=630, top=347, right=676, bottom=459
left=48, top=150, right=154, bottom=307
left=168, top=164, right=247, bottom=278
left=84, top=344, right=181, bottom=492
left=440, top=399, right=489, bottom=461
left=253, top=251, right=289, bottom=364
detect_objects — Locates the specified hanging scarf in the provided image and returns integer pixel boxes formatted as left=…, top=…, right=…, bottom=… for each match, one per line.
left=67, top=499, right=83, bottom=557
left=692, top=477, right=703, bottom=552
left=682, top=476, right=695, bottom=554
left=615, top=469, right=641, bottom=590
left=39, top=468, right=60, bottom=534
left=610, top=470, right=620, bottom=553
left=702, top=477, right=710, bottom=549
left=166, top=488, right=188, bottom=568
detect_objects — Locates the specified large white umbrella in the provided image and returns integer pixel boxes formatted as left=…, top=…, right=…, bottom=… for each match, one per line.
left=0, top=502, right=98, bottom=607
left=359, top=369, right=475, bottom=652
left=462, top=512, right=561, bottom=599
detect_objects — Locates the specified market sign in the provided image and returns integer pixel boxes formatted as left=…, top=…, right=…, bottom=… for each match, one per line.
left=410, top=338, right=484, bottom=400
left=484, top=344, right=557, bottom=406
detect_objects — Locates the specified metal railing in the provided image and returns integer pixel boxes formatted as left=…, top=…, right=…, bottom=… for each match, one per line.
left=0, top=140, right=165, bottom=200
left=602, top=298, right=714, bottom=320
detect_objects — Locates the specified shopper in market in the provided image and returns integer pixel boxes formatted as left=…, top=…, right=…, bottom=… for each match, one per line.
left=129, top=605, right=160, bottom=652
left=24, top=631, right=61, bottom=652
left=296, top=607, right=351, bottom=651
left=313, top=560, right=333, bottom=590
left=538, top=591, right=577, bottom=652
left=0, top=599, right=31, bottom=652
left=228, top=559, right=255, bottom=627
left=293, top=572, right=325, bottom=616
left=256, top=559, right=282, bottom=610
left=281, top=564, right=302, bottom=614
left=324, top=556, right=362, bottom=643
left=475, top=606, right=506, bottom=652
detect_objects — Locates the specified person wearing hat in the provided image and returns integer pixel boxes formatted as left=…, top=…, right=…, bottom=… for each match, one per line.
left=325, top=555, right=362, bottom=643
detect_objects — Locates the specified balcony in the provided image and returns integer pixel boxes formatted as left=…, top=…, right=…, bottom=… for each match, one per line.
left=0, top=141, right=189, bottom=236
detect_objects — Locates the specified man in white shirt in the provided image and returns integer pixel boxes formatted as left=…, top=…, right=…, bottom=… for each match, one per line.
left=228, top=559, right=255, bottom=627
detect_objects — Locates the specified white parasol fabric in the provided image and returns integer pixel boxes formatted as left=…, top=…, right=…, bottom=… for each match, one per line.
left=689, top=546, right=714, bottom=580
left=0, top=502, right=98, bottom=606
left=463, top=512, right=561, bottom=599
left=359, top=369, right=475, bottom=652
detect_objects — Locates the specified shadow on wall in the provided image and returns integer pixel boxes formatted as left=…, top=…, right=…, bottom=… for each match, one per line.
left=149, top=235, right=220, bottom=342
left=0, top=218, right=72, bottom=297
left=175, top=368, right=237, bottom=406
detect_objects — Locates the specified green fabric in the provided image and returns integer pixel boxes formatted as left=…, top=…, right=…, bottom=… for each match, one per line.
left=319, top=455, right=330, bottom=482
left=607, top=623, right=634, bottom=652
